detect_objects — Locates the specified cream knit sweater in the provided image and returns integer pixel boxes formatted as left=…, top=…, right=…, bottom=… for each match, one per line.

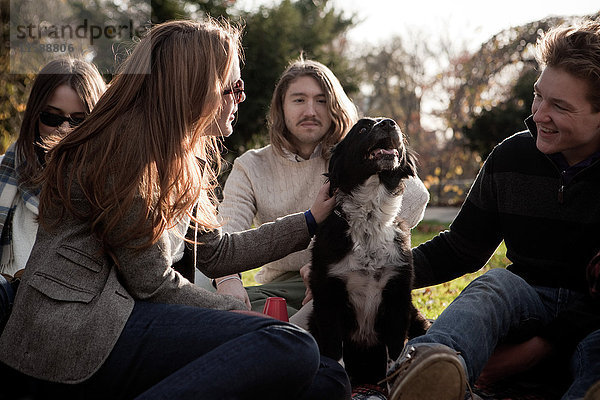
left=219, top=144, right=430, bottom=283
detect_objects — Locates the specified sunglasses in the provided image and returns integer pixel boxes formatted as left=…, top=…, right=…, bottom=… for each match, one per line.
left=39, top=111, right=85, bottom=128
left=222, top=79, right=245, bottom=104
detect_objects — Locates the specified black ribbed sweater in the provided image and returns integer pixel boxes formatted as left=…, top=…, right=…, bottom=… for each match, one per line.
left=413, top=118, right=600, bottom=293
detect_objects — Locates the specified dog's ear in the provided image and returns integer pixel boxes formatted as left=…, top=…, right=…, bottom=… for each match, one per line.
left=400, top=145, right=418, bottom=177
left=322, top=172, right=335, bottom=197
left=327, top=142, right=344, bottom=196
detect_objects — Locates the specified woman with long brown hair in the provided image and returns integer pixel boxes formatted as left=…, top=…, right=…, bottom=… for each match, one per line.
left=0, top=19, right=350, bottom=399
left=0, top=58, right=105, bottom=331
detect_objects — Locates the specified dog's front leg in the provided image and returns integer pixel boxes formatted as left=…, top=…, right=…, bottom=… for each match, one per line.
left=308, top=276, right=348, bottom=361
left=379, top=272, right=413, bottom=360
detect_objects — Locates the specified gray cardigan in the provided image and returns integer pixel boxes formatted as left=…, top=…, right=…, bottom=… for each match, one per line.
left=0, top=200, right=310, bottom=383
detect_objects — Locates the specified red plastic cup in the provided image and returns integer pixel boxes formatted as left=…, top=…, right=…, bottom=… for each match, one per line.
left=262, top=297, right=289, bottom=322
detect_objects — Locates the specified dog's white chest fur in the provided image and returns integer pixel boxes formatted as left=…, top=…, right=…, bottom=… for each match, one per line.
left=328, top=175, right=406, bottom=345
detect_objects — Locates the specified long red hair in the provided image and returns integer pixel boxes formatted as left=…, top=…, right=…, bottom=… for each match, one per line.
left=39, top=19, right=242, bottom=256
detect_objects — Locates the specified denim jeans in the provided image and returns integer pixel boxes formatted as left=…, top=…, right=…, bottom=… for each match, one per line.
left=408, top=268, right=600, bottom=400
left=0, top=275, right=15, bottom=331
left=28, top=301, right=350, bottom=399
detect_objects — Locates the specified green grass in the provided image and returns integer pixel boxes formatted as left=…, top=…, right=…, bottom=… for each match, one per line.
left=242, top=220, right=510, bottom=320
left=411, top=221, right=509, bottom=319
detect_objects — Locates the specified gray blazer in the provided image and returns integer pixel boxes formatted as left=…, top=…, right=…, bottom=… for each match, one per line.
left=0, top=200, right=310, bottom=383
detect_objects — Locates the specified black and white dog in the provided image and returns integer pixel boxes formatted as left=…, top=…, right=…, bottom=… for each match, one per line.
left=308, top=117, right=428, bottom=386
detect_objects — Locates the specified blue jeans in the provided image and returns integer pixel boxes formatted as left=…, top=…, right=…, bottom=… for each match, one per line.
left=408, top=268, right=600, bottom=400
left=29, top=302, right=350, bottom=399
left=0, top=274, right=15, bottom=330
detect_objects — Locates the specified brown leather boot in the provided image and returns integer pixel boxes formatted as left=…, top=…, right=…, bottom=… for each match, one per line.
left=385, top=344, right=466, bottom=400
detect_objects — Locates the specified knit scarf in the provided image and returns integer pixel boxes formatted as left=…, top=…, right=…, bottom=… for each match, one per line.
left=0, top=143, right=40, bottom=272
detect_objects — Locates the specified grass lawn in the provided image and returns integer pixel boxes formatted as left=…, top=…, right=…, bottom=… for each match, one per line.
left=410, top=221, right=509, bottom=319
left=241, top=220, right=510, bottom=320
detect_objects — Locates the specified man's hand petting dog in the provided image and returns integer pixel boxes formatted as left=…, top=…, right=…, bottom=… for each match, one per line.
left=300, top=263, right=313, bottom=305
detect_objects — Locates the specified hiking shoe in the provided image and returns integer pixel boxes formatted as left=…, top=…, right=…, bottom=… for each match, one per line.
left=352, top=383, right=388, bottom=400
left=385, top=344, right=466, bottom=400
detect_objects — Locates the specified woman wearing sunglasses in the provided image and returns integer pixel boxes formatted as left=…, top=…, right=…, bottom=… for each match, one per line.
left=0, top=58, right=105, bottom=332
left=0, top=19, right=349, bottom=399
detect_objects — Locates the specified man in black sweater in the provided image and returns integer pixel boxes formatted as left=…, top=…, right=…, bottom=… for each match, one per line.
left=386, top=19, right=600, bottom=400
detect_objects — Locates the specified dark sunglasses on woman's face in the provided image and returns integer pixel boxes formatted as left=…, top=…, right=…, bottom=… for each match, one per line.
left=39, top=111, right=85, bottom=128
left=222, top=79, right=245, bottom=104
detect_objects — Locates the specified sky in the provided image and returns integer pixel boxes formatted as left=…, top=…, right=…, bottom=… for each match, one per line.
left=234, top=0, right=600, bottom=51
left=233, top=1, right=599, bottom=130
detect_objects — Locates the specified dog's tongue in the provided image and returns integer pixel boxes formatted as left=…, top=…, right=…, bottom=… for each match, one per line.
left=371, top=148, right=398, bottom=158
left=378, top=149, right=396, bottom=155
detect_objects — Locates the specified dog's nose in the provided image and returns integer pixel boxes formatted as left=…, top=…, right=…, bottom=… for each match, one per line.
left=379, top=119, right=396, bottom=129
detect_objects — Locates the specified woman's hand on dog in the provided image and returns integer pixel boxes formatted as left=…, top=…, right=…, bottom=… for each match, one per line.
left=300, top=263, right=313, bottom=305
left=310, top=182, right=336, bottom=224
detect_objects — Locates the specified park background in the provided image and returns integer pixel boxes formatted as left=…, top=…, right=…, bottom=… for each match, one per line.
left=1, top=0, right=599, bottom=317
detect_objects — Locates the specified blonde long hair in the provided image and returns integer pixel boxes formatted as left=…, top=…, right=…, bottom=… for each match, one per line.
left=268, top=57, right=358, bottom=159
left=39, top=19, right=242, bottom=255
